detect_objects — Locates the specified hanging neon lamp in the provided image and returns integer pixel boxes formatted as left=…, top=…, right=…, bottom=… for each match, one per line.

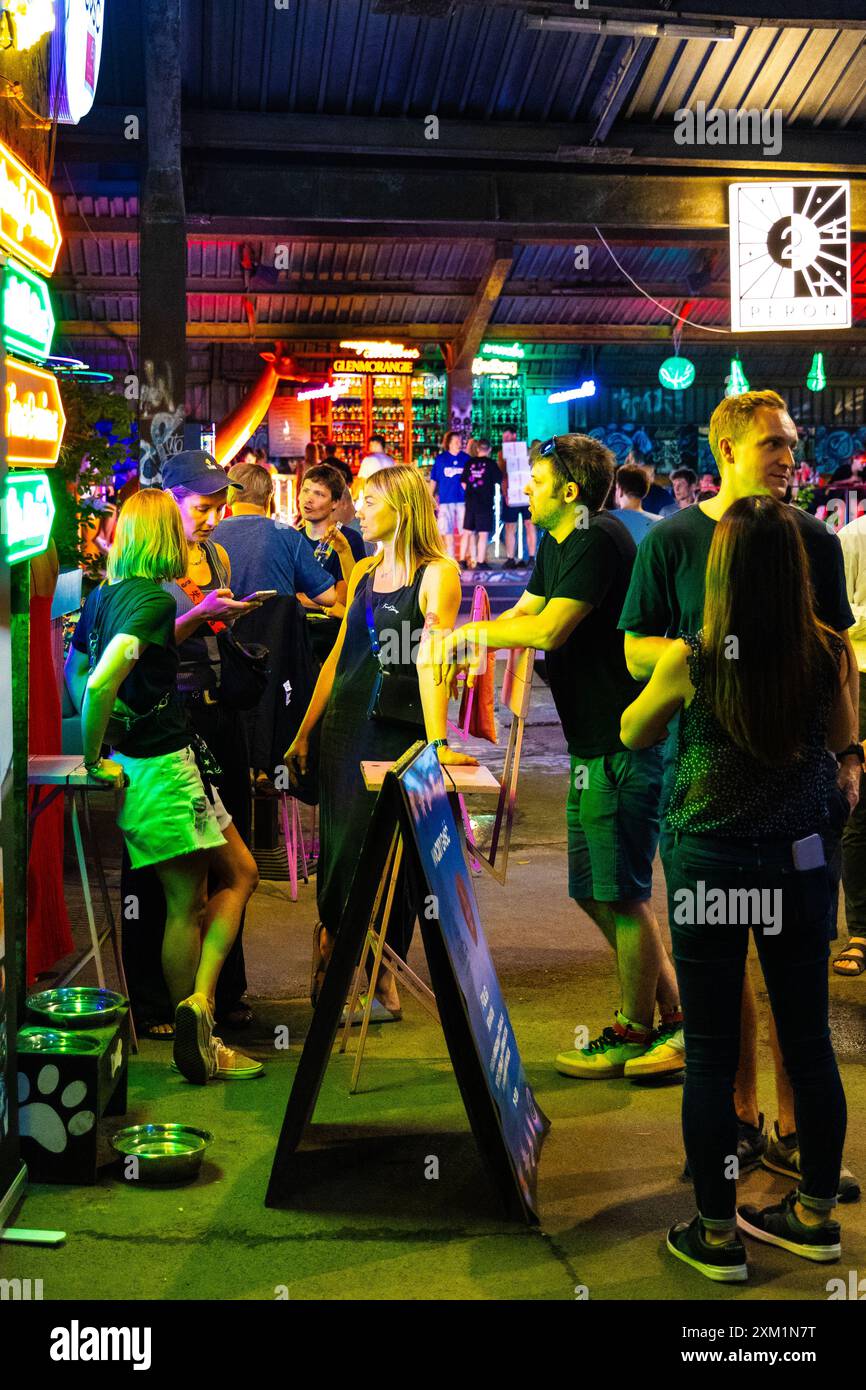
left=806, top=351, right=827, bottom=392
left=726, top=356, right=750, bottom=397
left=659, top=355, right=696, bottom=390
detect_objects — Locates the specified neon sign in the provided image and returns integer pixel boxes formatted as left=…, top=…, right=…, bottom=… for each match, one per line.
left=547, top=381, right=596, bottom=403
left=0, top=138, right=62, bottom=275
left=4, top=356, right=66, bottom=465
left=49, top=0, right=105, bottom=124
left=2, top=470, right=55, bottom=563
left=338, top=340, right=420, bottom=361
left=658, top=355, right=696, bottom=390
left=725, top=357, right=750, bottom=398
left=1, top=259, right=55, bottom=359
left=297, top=381, right=350, bottom=401
left=333, top=356, right=413, bottom=375
left=472, top=357, right=519, bottom=377
left=481, top=342, right=524, bottom=359
left=806, top=351, right=827, bottom=392
left=0, top=0, right=56, bottom=51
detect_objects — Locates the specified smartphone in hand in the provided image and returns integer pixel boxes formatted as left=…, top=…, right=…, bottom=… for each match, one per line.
left=241, top=590, right=278, bottom=603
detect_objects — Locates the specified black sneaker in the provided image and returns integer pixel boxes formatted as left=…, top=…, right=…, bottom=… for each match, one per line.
left=762, top=1121, right=861, bottom=1203
left=682, top=1112, right=767, bottom=1180
left=737, top=1190, right=841, bottom=1262
left=666, top=1214, right=748, bottom=1283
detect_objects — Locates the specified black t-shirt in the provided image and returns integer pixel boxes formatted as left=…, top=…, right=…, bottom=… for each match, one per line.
left=461, top=455, right=501, bottom=508
left=619, top=501, right=854, bottom=639
left=72, top=578, right=190, bottom=757
left=297, top=523, right=367, bottom=587
left=527, top=513, right=640, bottom=758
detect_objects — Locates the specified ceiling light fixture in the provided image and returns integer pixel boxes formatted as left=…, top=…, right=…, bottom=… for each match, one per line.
left=525, top=16, right=735, bottom=42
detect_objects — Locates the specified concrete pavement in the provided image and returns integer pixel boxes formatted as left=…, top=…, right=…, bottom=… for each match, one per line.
left=5, top=675, right=865, bottom=1301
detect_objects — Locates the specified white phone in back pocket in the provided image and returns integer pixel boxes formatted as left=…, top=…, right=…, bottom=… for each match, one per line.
left=792, top=833, right=826, bottom=871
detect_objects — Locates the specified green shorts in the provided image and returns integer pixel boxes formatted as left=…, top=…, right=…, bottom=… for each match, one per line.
left=567, top=747, right=663, bottom=903
left=114, top=745, right=230, bottom=869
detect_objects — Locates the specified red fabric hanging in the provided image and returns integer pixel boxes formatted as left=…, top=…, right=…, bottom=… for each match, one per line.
left=458, top=585, right=497, bottom=744
left=26, top=596, right=74, bottom=983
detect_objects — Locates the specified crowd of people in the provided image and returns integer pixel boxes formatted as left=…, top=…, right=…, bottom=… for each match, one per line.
left=64, top=388, right=866, bottom=1286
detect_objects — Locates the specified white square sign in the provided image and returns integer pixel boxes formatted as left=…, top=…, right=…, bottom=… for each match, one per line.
left=729, top=181, right=851, bottom=332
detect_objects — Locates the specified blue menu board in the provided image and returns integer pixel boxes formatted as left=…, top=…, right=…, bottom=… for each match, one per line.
left=396, top=743, right=549, bottom=1220
left=267, top=741, right=549, bottom=1224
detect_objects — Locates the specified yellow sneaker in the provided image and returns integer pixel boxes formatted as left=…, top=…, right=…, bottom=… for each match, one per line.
left=210, top=1037, right=265, bottom=1079
left=555, top=1026, right=652, bottom=1079
left=624, top=1024, right=685, bottom=1078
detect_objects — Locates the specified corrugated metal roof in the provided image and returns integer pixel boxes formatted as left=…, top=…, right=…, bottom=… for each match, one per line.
left=628, top=25, right=866, bottom=128
left=90, top=1, right=866, bottom=130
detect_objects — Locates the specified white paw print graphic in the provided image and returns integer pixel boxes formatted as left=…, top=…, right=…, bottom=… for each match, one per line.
left=18, top=1065, right=95, bottom=1153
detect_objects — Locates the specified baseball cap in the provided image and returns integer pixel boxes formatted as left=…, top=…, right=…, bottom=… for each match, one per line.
left=161, top=450, right=242, bottom=494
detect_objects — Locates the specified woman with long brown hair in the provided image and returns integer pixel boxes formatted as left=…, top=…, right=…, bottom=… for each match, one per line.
left=622, top=495, right=852, bottom=1283
left=286, top=465, right=476, bottom=1019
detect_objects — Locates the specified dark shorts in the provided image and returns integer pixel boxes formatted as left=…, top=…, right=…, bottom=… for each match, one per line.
left=502, top=503, right=526, bottom=523
left=464, top=499, right=495, bottom=533
left=567, top=746, right=664, bottom=903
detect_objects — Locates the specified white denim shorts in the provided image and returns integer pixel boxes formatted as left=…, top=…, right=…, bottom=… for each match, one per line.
left=114, top=745, right=231, bottom=869
left=437, top=501, right=465, bottom=536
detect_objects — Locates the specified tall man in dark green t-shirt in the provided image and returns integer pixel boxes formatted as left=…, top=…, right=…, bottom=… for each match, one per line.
left=436, top=434, right=684, bottom=1080
left=620, top=388, right=861, bottom=1192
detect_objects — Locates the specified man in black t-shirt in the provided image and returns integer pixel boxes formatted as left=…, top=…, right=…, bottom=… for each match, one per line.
left=461, top=439, right=501, bottom=568
left=620, top=388, right=861, bottom=1187
left=437, top=434, right=683, bottom=1081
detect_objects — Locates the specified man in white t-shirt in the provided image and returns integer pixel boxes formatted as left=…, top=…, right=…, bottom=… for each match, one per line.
left=357, top=435, right=397, bottom=481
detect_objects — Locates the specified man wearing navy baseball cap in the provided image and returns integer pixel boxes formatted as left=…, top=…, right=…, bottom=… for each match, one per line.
left=161, top=450, right=242, bottom=495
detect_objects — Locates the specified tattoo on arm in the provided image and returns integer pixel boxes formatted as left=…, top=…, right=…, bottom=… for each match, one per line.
left=423, top=610, right=441, bottom=631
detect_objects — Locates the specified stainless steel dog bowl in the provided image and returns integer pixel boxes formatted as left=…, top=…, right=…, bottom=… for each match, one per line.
left=27, top=987, right=128, bottom=1030
left=18, top=1028, right=102, bottom=1054
left=110, top=1124, right=214, bottom=1183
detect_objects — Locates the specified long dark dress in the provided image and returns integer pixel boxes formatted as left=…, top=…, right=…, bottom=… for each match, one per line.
left=317, top=563, right=428, bottom=959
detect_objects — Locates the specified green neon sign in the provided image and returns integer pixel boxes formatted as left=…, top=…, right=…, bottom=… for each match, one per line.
left=1, top=258, right=55, bottom=360
left=807, top=351, right=827, bottom=392
left=726, top=357, right=750, bottom=398
left=658, top=355, right=695, bottom=390
left=2, top=471, right=55, bottom=563
left=481, top=342, right=524, bottom=358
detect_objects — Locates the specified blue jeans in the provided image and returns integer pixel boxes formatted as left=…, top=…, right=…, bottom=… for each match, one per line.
left=667, top=834, right=846, bottom=1222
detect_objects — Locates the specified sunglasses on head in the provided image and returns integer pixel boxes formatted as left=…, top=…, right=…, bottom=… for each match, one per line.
left=537, top=436, right=578, bottom=487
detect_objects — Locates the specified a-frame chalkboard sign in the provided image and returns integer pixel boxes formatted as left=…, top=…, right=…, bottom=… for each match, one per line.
left=266, top=741, right=549, bottom=1224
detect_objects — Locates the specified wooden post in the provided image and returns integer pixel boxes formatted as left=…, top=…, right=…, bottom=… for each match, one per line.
left=138, top=0, right=186, bottom=485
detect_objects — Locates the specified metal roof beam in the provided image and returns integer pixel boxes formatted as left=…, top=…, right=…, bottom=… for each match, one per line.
left=56, top=320, right=866, bottom=345
left=52, top=274, right=733, bottom=298
left=57, top=108, right=866, bottom=174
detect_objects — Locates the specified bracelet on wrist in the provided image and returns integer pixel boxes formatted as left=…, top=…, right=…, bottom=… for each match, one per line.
left=84, top=756, right=103, bottom=771
left=431, top=737, right=449, bottom=750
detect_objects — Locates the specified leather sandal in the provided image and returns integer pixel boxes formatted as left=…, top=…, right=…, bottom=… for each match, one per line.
left=832, top=940, right=866, bottom=976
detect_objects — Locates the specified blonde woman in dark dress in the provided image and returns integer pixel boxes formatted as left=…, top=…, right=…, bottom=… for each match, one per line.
left=286, top=466, right=476, bottom=1019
